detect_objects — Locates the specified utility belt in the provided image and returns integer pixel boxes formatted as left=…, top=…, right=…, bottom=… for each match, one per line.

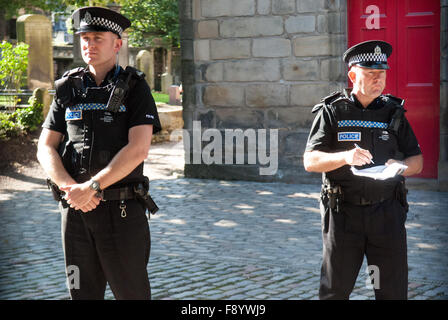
left=343, top=193, right=390, bottom=206
left=321, top=183, right=343, bottom=212
left=46, top=176, right=159, bottom=215
left=321, top=179, right=408, bottom=211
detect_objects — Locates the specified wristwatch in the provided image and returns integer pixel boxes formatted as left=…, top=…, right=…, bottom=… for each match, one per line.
left=89, top=180, right=102, bottom=192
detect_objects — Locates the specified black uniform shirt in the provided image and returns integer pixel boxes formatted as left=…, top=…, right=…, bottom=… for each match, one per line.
left=43, top=65, right=162, bottom=135
left=42, top=65, right=162, bottom=183
left=305, top=92, right=421, bottom=159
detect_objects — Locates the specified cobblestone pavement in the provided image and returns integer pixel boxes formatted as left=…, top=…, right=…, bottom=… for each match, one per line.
left=0, top=143, right=447, bottom=300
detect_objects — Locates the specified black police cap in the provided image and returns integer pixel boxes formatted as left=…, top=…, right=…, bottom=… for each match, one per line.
left=71, top=7, right=131, bottom=38
left=343, top=40, right=392, bottom=70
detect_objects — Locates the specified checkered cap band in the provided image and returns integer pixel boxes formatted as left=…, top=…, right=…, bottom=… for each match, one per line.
left=348, top=53, right=388, bottom=66
left=81, top=16, right=123, bottom=36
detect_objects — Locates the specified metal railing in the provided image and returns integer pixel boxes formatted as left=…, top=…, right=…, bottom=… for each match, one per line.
left=0, top=89, right=55, bottom=113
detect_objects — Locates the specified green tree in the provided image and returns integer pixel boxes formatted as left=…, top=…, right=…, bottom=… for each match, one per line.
left=0, top=0, right=66, bottom=16
left=0, top=41, right=29, bottom=90
left=121, top=0, right=179, bottom=48
left=0, top=0, right=66, bottom=40
left=0, top=41, right=29, bottom=106
left=1, top=0, right=179, bottom=47
left=60, top=0, right=111, bottom=9
left=64, top=0, right=180, bottom=47
left=58, top=0, right=180, bottom=47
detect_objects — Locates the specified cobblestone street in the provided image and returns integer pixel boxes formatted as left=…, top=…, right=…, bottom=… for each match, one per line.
left=0, top=141, right=447, bottom=300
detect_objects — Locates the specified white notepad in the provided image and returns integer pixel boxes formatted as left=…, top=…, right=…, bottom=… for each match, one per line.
left=350, top=162, right=408, bottom=180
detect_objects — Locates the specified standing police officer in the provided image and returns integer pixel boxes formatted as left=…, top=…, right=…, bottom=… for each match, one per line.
left=37, top=7, right=161, bottom=299
left=303, top=40, right=423, bottom=300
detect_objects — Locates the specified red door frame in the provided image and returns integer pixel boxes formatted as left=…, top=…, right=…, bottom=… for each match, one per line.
left=347, top=0, right=441, bottom=178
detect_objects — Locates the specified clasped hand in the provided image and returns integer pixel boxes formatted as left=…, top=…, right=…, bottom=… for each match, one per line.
left=59, top=182, right=101, bottom=213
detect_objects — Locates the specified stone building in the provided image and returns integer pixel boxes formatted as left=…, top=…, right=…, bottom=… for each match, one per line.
left=179, top=0, right=447, bottom=186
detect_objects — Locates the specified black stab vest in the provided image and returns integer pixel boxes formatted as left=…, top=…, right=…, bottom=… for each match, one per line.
left=316, top=90, right=405, bottom=200
left=57, top=67, right=144, bottom=186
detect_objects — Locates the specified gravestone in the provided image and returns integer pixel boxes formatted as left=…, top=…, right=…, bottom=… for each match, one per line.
left=118, top=31, right=129, bottom=68
left=136, top=49, right=155, bottom=90
left=33, top=87, right=51, bottom=119
left=161, top=70, right=173, bottom=94
left=161, top=48, right=174, bottom=93
left=70, top=34, right=86, bottom=68
left=168, top=85, right=181, bottom=105
left=16, top=14, right=54, bottom=90
left=106, top=3, right=129, bottom=68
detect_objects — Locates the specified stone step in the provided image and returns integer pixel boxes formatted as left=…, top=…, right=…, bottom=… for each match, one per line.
left=152, top=102, right=183, bottom=144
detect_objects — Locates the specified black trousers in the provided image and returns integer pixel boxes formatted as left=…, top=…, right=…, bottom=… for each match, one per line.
left=59, top=199, right=151, bottom=300
left=319, top=198, right=408, bottom=300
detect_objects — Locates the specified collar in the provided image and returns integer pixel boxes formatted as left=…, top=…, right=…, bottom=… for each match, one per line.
left=84, top=65, right=122, bottom=87
left=343, top=87, right=353, bottom=98
left=350, top=93, right=384, bottom=110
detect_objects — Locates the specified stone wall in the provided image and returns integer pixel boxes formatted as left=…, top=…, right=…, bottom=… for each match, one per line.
left=440, top=0, right=448, bottom=186
left=180, top=0, right=346, bottom=183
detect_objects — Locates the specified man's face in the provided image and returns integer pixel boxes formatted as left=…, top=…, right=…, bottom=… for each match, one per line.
left=348, top=66, right=387, bottom=99
left=80, top=31, right=122, bottom=67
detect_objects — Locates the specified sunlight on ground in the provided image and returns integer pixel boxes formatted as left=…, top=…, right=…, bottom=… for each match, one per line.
left=165, top=219, right=187, bottom=225
left=165, top=194, right=186, bottom=199
left=416, top=243, right=438, bottom=250
left=408, top=202, right=432, bottom=206
left=287, top=192, right=320, bottom=199
left=234, top=204, right=255, bottom=209
left=303, top=206, right=320, bottom=214
left=214, top=220, right=238, bottom=227
left=255, top=190, right=274, bottom=195
left=274, top=219, right=297, bottom=224
left=406, top=223, right=424, bottom=229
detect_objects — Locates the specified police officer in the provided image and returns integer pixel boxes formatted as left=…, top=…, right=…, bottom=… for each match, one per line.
left=303, top=40, right=423, bottom=300
left=37, top=7, right=161, bottom=299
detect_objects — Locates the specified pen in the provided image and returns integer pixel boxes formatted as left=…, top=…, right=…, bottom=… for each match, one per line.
left=354, top=143, right=375, bottom=164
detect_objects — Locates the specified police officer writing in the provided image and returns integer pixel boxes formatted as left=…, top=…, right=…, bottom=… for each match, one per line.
left=303, top=40, right=423, bottom=300
left=37, top=7, right=161, bottom=300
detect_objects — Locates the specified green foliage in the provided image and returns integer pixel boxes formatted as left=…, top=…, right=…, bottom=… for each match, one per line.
left=63, top=0, right=110, bottom=7
left=0, top=112, right=21, bottom=139
left=1, top=0, right=179, bottom=48
left=15, top=95, right=43, bottom=132
left=0, top=95, right=43, bottom=140
left=121, top=0, right=179, bottom=48
left=42, top=0, right=180, bottom=47
left=152, top=92, right=169, bottom=104
left=0, top=41, right=29, bottom=92
left=0, top=0, right=66, bottom=19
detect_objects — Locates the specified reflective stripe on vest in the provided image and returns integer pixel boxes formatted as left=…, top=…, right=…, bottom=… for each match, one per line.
left=337, top=120, right=388, bottom=129
left=69, top=103, right=126, bottom=112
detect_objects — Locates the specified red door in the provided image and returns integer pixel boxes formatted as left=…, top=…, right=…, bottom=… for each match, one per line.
left=347, top=0, right=440, bottom=178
